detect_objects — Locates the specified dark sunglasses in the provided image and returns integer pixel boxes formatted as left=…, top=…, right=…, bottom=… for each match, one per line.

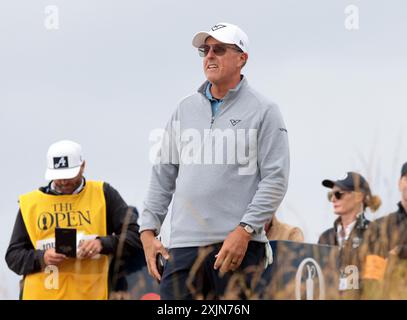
left=327, top=191, right=350, bottom=201
left=198, top=44, right=243, bottom=57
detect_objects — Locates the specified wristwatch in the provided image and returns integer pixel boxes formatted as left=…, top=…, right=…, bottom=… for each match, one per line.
left=239, top=222, right=255, bottom=235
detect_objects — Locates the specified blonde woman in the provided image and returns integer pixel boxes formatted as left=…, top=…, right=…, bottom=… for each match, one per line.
left=318, top=172, right=381, bottom=299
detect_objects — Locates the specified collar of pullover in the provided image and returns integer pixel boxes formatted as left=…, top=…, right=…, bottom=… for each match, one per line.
left=198, top=75, right=247, bottom=102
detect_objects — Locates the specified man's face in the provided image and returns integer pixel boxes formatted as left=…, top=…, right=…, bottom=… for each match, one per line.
left=399, top=175, right=407, bottom=206
left=202, top=37, right=246, bottom=86
left=53, top=163, right=85, bottom=195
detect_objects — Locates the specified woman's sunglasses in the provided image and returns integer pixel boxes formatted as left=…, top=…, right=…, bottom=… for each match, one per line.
left=198, top=44, right=243, bottom=57
left=327, top=191, right=349, bottom=201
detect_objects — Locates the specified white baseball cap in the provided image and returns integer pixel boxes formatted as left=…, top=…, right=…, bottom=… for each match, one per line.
left=45, top=140, right=84, bottom=180
left=192, top=22, right=249, bottom=53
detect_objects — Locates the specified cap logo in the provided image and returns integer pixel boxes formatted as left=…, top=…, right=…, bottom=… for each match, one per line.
left=239, top=40, right=244, bottom=46
left=211, top=24, right=226, bottom=31
left=340, top=173, right=348, bottom=180
left=54, top=156, right=69, bottom=169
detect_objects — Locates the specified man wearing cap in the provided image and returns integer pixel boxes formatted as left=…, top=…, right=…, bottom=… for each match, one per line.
left=374, top=163, right=407, bottom=258
left=360, top=163, right=407, bottom=299
left=5, top=140, right=141, bottom=300
left=140, top=23, right=289, bottom=299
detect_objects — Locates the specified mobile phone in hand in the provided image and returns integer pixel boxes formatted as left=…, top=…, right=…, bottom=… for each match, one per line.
left=55, top=228, right=77, bottom=258
left=156, top=253, right=165, bottom=279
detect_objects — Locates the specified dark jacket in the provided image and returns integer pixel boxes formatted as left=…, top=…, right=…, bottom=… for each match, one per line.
left=318, top=213, right=371, bottom=298
left=318, top=213, right=370, bottom=267
left=5, top=180, right=142, bottom=277
left=357, top=203, right=407, bottom=299
left=373, top=202, right=407, bottom=259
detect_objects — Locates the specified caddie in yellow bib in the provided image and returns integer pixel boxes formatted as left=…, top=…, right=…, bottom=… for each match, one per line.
left=5, top=140, right=141, bottom=300
left=20, top=180, right=108, bottom=300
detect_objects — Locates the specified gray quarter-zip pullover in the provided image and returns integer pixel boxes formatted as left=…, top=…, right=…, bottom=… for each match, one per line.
left=140, top=77, right=290, bottom=248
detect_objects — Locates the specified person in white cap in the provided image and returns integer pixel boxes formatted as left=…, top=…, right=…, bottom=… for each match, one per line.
left=140, top=22, right=290, bottom=299
left=5, top=140, right=141, bottom=300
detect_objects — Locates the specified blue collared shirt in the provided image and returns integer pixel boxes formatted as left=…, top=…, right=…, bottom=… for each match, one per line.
left=205, top=83, right=223, bottom=117
left=204, top=79, right=244, bottom=117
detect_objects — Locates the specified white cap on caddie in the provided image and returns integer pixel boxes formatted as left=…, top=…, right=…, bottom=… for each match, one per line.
left=45, top=140, right=84, bottom=180
left=192, top=22, right=249, bottom=53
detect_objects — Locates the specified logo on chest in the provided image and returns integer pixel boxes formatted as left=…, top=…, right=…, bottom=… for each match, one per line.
left=37, top=203, right=92, bottom=230
left=230, top=119, right=241, bottom=126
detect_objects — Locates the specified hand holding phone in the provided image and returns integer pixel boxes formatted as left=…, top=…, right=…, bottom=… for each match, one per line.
left=156, top=253, right=165, bottom=281
left=55, top=228, right=77, bottom=258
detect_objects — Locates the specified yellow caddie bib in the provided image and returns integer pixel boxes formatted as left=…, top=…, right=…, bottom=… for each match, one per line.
left=19, top=180, right=109, bottom=300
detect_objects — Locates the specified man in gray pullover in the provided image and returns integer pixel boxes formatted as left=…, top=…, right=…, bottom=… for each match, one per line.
left=140, top=22, right=290, bottom=299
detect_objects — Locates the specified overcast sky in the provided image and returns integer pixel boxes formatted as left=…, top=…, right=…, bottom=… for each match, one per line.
left=0, top=0, right=406, bottom=299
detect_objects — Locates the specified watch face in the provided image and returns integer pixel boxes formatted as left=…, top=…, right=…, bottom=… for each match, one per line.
left=244, top=225, right=254, bottom=234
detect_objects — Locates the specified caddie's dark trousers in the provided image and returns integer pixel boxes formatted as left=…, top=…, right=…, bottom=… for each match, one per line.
left=160, top=241, right=266, bottom=300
